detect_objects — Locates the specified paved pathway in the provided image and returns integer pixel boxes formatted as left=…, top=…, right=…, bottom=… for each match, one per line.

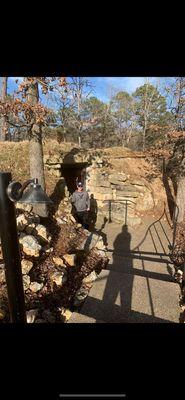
left=69, top=213, right=180, bottom=323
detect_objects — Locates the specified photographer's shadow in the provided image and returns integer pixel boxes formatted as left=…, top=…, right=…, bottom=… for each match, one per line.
left=81, top=224, right=134, bottom=322
left=100, top=224, right=133, bottom=321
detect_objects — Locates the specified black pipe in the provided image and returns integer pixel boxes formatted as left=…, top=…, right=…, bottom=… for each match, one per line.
left=0, top=172, right=26, bottom=323
left=108, top=200, right=112, bottom=223
left=125, top=200, right=128, bottom=225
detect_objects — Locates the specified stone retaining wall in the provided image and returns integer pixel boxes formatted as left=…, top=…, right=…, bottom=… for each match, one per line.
left=44, top=149, right=156, bottom=226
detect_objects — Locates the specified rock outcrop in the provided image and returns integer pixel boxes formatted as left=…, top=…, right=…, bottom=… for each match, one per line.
left=44, top=146, right=165, bottom=226
left=19, top=235, right=42, bottom=258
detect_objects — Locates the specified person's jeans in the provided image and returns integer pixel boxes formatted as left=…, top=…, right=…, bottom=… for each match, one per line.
left=75, top=211, right=89, bottom=229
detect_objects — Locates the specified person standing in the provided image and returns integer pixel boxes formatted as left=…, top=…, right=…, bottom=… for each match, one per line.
left=71, top=182, right=90, bottom=229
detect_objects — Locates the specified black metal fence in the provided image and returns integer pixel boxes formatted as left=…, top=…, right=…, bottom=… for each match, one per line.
left=106, top=196, right=180, bottom=259
left=104, top=199, right=136, bottom=225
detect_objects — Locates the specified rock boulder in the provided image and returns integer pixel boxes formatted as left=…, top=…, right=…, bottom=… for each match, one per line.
left=34, top=224, right=51, bottom=244
left=53, top=257, right=65, bottom=267
left=83, top=271, right=97, bottom=284
left=16, top=214, right=28, bottom=231
left=49, top=270, right=67, bottom=286
left=108, top=173, right=127, bottom=185
left=0, top=265, right=5, bottom=284
left=63, top=254, right=76, bottom=267
left=26, top=309, right=39, bottom=323
left=29, top=282, right=44, bottom=292
left=22, top=275, right=31, bottom=290
left=21, top=259, right=33, bottom=275
left=19, top=235, right=42, bottom=258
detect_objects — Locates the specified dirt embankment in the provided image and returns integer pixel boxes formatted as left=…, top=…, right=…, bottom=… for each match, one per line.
left=0, top=141, right=167, bottom=215
left=0, top=140, right=77, bottom=196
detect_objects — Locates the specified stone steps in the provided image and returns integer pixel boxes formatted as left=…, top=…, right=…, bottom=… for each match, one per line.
left=68, top=268, right=180, bottom=323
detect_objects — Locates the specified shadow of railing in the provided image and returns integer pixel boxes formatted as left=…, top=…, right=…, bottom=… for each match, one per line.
left=72, top=205, right=179, bottom=323
left=79, top=295, right=176, bottom=323
left=106, top=206, right=175, bottom=280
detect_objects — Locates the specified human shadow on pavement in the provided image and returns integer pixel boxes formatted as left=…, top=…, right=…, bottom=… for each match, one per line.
left=79, top=215, right=177, bottom=323
left=81, top=224, right=135, bottom=322
left=100, top=224, right=133, bottom=321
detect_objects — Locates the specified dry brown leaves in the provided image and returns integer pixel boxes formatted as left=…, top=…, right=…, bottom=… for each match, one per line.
left=0, top=98, right=49, bottom=125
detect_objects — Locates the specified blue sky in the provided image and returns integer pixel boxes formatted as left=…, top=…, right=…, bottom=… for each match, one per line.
left=90, top=77, right=145, bottom=100
left=1, top=77, right=175, bottom=109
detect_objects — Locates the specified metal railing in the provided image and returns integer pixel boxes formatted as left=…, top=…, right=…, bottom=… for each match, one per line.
left=104, top=199, right=136, bottom=224
left=171, top=202, right=179, bottom=253
left=105, top=198, right=180, bottom=256
left=103, top=192, right=181, bottom=262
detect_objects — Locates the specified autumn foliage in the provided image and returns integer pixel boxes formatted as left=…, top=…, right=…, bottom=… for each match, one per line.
left=0, top=77, right=67, bottom=129
left=145, top=130, right=185, bottom=160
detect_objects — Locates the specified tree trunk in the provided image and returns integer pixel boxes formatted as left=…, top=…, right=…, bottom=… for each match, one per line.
left=77, top=93, right=82, bottom=147
left=29, top=125, right=45, bottom=190
left=127, top=128, right=132, bottom=145
left=174, top=176, right=185, bottom=223
left=142, top=79, right=150, bottom=152
left=143, top=119, right=146, bottom=151
left=0, top=77, right=8, bottom=141
left=78, top=135, right=81, bottom=147
left=26, top=79, right=48, bottom=217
